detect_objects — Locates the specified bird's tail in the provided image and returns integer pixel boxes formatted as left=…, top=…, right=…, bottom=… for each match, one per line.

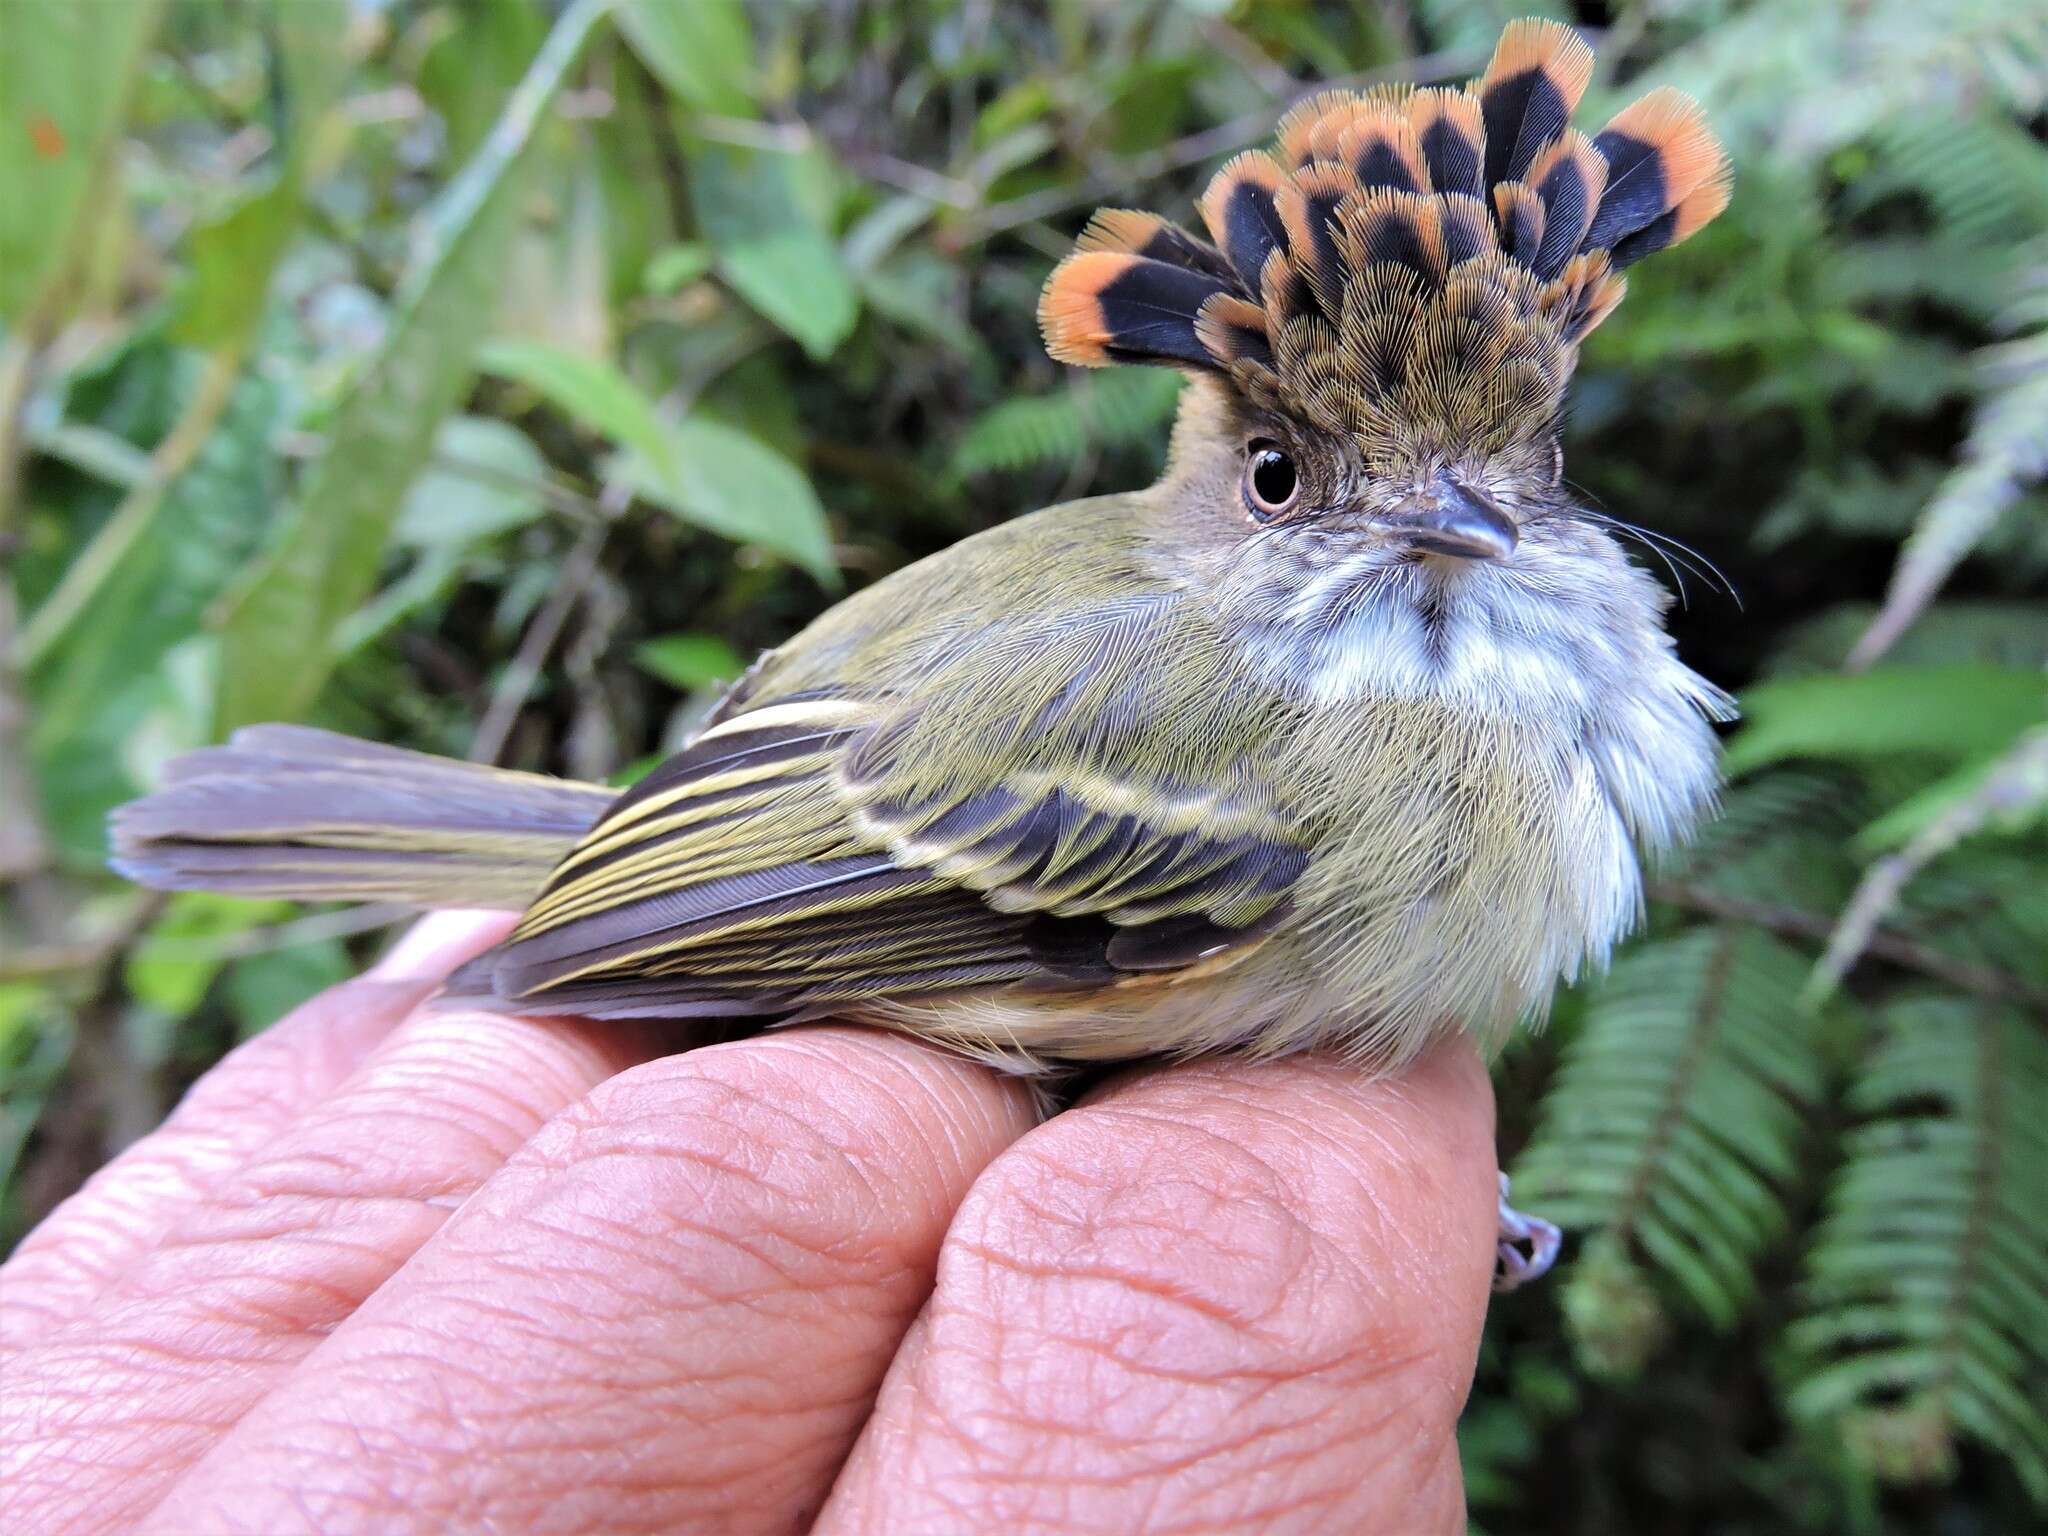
left=109, top=725, right=615, bottom=910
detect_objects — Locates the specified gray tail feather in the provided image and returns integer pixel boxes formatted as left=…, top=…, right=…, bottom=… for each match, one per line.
left=109, top=725, right=616, bottom=911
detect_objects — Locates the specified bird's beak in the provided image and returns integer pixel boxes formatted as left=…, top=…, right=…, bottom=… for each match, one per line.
left=1385, top=482, right=1519, bottom=562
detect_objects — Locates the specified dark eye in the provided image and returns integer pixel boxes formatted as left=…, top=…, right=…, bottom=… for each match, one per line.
left=1243, top=441, right=1299, bottom=520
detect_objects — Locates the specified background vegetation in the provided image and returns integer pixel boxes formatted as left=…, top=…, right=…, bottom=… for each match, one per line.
left=3, top=1, right=2044, bottom=1528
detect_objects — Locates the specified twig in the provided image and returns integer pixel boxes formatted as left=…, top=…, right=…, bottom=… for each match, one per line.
left=430, top=448, right=605, bottom=525
left=1807, top=724, right=2048, bottom=1005
left=468, top=485, right=624, bottom=764
left=1650, top=880, right=2048, bottom=1011
left=692, top=114, right=981, bottom=210
left=1201, top=19, right=1296, bottom=98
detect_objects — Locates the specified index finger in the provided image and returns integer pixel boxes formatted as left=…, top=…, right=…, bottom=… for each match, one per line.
left=818, top=1040, right=1500, bottom=1536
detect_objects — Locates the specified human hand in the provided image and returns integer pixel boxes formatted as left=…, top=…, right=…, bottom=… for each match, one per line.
left=1, top=912, right=1501, bottom=1535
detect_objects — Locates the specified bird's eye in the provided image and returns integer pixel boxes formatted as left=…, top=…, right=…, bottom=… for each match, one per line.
left=1243, top=441, right=1299, bottom=520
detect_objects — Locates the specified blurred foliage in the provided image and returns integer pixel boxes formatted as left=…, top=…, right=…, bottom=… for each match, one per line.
left=2, top=1, right=2045, bottom=1528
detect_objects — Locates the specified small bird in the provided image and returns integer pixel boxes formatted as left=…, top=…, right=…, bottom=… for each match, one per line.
left=112, top=20, right=1734, bottom=1288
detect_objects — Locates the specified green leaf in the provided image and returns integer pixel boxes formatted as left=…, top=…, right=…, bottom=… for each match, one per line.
left=617, top=0, right=755, bottom=117
left=211, top=0, right=608, bottom=733
left=716, top=235, right=860, bottom=361
left=479, top=337, right=678, bottom=479
left=416, top=0, right=548, bottom=162
left=1724, top=665, right=2047, bottom=777
left=614, top=417, right=837, bottom=586
left=633, top=634, right=744, bottom=691
left=395, top=415, right=548, bottom=548
left=171, top=181, right=303, bottom=352
left=125, top=893, right=292, bottom=1017
left=0, top=0, right=161, bottom=323
left=643, top=242, right=715, bottom=294
left=169, top=0, right=348, bottom=352
left=691, top=144, right=858, bottom=361
left=1856, top=746, right=2048, bottom=852
left=954, top=369, right=1184, bottom=476
left=1847, top=250, right=2048, bottom=668
left=28, top=358, right=287, bottom=774
left=227, top=940, right=354, bottom=1039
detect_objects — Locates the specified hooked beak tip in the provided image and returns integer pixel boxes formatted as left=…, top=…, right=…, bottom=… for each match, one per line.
left=1391, top=484, right=1519, bottom=562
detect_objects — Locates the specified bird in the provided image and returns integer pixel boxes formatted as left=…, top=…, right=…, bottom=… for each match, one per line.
left=110, top=19, right=1736, bottom=1289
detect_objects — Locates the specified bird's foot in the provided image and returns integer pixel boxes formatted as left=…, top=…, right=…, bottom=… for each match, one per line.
left=1493, top=1171, right=1562, bottom=1293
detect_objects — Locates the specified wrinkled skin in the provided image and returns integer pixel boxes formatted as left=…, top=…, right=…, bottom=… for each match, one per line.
left=0, top=912, right=1500, bottom=1535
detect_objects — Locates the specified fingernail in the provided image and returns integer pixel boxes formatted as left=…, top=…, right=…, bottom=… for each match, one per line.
left=369, top=910, right=520, bottom=982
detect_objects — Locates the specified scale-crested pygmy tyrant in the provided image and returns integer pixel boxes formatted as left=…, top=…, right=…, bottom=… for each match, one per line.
left=113, top=20, right=1735, bottom=1288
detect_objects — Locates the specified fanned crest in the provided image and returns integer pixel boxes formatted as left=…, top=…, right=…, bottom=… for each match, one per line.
left=1039, top=18, right=1731, bottom=460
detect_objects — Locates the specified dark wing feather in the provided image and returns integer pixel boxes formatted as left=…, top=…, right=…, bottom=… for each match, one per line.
left=461, top=678, right=1309, bottom=1020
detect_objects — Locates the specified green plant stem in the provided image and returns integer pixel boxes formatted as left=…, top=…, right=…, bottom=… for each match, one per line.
left=469, top=506, right=617, bottom=765
left=18, top=349, right=244, bottom=669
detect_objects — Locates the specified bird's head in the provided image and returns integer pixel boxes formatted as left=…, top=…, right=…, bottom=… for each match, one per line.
left=1038, top=18, right=1733, bottom=699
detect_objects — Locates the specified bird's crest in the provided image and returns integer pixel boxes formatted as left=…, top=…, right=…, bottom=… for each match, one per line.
left=1038, top=19, right=1730, bottom=460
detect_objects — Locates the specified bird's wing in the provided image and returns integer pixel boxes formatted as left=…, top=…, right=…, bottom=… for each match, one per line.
left=474, top=569, right=1310, bottom=1021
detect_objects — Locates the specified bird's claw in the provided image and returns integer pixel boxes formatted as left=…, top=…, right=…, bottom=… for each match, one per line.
left=1493, top=1171, right=1562, bottom=1293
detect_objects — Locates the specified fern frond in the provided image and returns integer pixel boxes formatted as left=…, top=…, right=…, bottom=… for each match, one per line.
left=1810, top=724, right=2048, bottom=1001
left=1657, top=770, right=1862, bottom=915
left=1894, top=847, right=2048, bottom=993
left=1860, top=111, right=2048, bottom=246
left=951, top=366, right=1182, bottom=476
left=1661, top=0, right=2048, bottom=160
left=1514, top=927, right=1825, bottom=1376
left=1787, top=997, right=2048, bottom=1501
left=1850, top=245, right=2048, bottom=668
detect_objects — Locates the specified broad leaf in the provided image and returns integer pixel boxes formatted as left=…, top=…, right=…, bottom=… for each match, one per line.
left=1723, top=665, right=2047, bottom=776
left=691, top=144, right=858, bottom=361
left=394, top=415, right=549, bottom=548
left=169, top=0, right=348, bottom=352
left=478, top=338, right=677, bottom=479
left=634, top=634, right=744, bottom=691
left=616, top=0, right=754, bottom=117
left=125, top=893, right=292, bottom=1017
left=0, top=0, right=161, bottom=323
left=614, top=418, right=836, bottom=586
left=29, top=362, right=287, bottom=753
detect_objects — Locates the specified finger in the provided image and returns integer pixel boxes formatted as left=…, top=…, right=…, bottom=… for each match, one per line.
left=0, top=910, right=514, bottom=1357
left=134, top=1027, right=1039, bottom=1536
left=1, top=995, right=659, bottom=1535
left=818, top=1042, right=1499, bottom=1536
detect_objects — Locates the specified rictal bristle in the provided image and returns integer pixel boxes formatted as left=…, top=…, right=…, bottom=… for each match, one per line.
left=1036, top=14, right=1732, bottom=453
